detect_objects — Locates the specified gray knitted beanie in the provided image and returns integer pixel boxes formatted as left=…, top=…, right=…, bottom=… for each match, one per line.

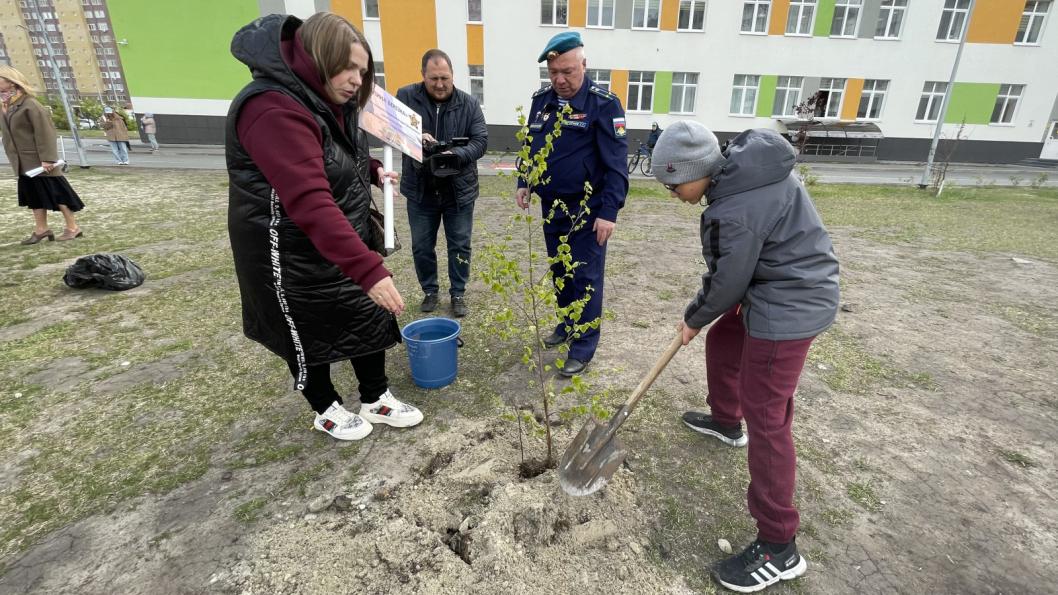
left=651, top=120, right=726, bottom=185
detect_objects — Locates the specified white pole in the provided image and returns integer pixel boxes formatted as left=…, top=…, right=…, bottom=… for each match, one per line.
left=919, top=0, right=976, bottom=188
left=383, top=146, right=395, bottom=252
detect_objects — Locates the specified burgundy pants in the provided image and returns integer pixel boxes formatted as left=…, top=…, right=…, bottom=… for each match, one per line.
left=705, top=306, right=814, bottom=544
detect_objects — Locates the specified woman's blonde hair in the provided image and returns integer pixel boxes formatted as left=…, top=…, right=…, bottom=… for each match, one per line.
left=0, top=65, right=36, bottom=96
left=299, top=12, right=375, bottom=108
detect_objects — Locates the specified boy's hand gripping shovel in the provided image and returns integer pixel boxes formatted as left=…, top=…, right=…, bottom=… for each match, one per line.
left=558, top=332, right=683, bottom=496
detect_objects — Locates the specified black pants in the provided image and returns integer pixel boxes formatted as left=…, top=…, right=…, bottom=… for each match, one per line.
left=288, top=351, right=388, bottom=414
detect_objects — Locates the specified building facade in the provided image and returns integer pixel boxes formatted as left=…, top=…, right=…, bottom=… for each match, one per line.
left=8, top=0, right=1055, bottom=161
left=0, top=0, right=130, bottom=106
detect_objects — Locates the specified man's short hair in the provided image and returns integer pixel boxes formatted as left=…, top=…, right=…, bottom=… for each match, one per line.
left=421, top=49, right=453, bottom=73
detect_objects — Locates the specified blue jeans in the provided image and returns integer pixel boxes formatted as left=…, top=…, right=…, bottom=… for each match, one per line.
left=108, top=141, right=128, bottom=163
left=406, top=197, right=474, bottom=297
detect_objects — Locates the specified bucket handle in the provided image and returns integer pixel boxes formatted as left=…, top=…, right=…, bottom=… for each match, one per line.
left=456, top=337, right=464, bottom=348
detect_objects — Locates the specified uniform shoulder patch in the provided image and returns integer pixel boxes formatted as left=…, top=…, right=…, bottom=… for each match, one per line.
left=533, top=85, right=553, bottom=98
left=589, top=85, right=617, bottom=102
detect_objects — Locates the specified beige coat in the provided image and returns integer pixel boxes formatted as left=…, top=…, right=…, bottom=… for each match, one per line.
left=0, top=94, right=62, bottom=177
left=140, top=116, right=156, bottom=134
left=102, top=114, right=129, bottom=142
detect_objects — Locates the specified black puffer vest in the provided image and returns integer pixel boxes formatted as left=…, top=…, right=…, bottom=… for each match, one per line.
left=225, top=14, right=399, bottom=373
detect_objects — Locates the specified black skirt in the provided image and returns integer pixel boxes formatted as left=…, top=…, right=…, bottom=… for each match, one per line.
left=17, top=175, right=85, bottom=212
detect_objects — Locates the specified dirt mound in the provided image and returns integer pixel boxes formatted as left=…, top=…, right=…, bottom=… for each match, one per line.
left=228, top=418, right=692, bottom=594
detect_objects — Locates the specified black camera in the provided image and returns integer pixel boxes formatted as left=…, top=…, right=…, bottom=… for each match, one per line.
left=425, top=136, right=469, bottom=178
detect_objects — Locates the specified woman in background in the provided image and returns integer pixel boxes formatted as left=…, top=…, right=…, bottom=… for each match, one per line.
left=0, top=65, right=85, bottom=244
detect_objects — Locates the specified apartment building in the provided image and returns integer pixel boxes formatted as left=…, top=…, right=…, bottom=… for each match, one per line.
left=0, top=0, right=130, bottom=106
left=15, top=0, right=1053, bottom=161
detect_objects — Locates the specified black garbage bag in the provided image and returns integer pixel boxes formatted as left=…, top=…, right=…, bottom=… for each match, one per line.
left=63, top=254, right=146, bottom=291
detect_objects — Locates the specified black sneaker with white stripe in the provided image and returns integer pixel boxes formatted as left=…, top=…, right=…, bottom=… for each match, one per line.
left=713, top=539, right=807, bottom=593
left=682, top=411, right=748, bottom=447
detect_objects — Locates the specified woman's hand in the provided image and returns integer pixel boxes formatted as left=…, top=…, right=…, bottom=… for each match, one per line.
left=677, top=321, right=701, bottom=346
left=376, top=167, right=399, bottom=193
left=367, top=276, right=404, bottom=316
left=41, top=161, right=56, bottom=172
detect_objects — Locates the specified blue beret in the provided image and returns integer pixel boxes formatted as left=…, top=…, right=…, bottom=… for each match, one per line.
left=538, top=31, right=584, bottom=63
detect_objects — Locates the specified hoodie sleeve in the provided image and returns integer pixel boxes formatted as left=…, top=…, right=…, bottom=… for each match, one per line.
left=684, top=217, right=763, bottom=329
left=237, top=92, right=391, bottom=293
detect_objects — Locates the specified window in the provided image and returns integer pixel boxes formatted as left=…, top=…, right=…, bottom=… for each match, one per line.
left=786, top=0, right=816, bottom=35
left=670, top=72, right=698, bottom=113
left=632, top=0, right=661, bottom=29
left=857, top=79, right=888, bottom=119
left=816, top=78, right=845, bottom=118
left=363, top=0, right=379, bottom=19
left=374, top=62, right=385, bottom=90
left=539, top=67, right=551, bottom=89
left=88, top=23, right=96, bottom=30
left=937, top=0, right=970, bottom=41
left=1016, top=1, right=1050, bottom=44
left=742, top=0, right=770, bottom=34
left=541, top=0, right=568, bottom=26
left=467, top=0, right=481, bottom=22
left=469, top=65, right=484, bottom=105
left=587, top=68, right=611, bottom=91
left=831, top=0, right=862, bottom=37
left=678, top=0, right=706, bottom=31
left=95, top=10, right=105, bottom=18
left=875, top=0, right=907, bottom=38
left=627, top=71, right=655, bottom=111
left=98, top=22, right=108, bottom=31
left=587, top=0, right=615, bottom=27
left=773, top=76, right=803, bottom=116
left=991, top=84, right=1023, bottom=124
left=916, top=81, right=947, bottom=121
left=730, top=74, right=759, bottom=116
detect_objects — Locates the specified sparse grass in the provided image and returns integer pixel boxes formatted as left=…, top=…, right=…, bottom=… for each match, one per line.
left=997, top=448, right=1038, bottom=469
left=807, top=327, right=936, bottom=394
left=847, top=481, right=884, bottom=512
left=233, top=497, right=267, bottom=523
left=989, top=303, right=1058, bottom=339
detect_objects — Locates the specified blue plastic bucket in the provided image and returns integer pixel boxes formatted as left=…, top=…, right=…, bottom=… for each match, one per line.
left=401, top=317, right=462, bottom=389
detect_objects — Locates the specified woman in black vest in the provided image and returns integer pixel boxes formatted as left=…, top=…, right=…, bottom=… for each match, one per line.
left=226, top=13, right=422, bottom=440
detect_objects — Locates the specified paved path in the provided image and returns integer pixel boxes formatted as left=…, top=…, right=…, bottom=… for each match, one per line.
left=2, top=137, right=1055, bottom=187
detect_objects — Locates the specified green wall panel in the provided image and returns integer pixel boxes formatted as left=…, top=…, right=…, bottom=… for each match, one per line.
left=945, top=83, right=1000, bottom=124
left=756, top=75, right=777, bottom=117
left=814, top=0, right=837, bottom=37
left=108, top=0, right=260, bottom=100
left=653, top=71, right=673, bottom=114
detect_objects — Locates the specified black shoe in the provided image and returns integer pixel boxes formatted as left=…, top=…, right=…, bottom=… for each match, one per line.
left=542, top=331, right=566, bottom=348
left=713, top=539, right=806, bottom=593
left=559, top=358, right=587, bottom=377
left=682, top=412, right=748, bottom=447
left=420, top=293, right=439, bottom=313
left=451, top=295, right=467, bottom=318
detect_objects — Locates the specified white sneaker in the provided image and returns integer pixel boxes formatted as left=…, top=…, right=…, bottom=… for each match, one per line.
left=358, top=389, right=423, bottom=428
left=314, top=401, right=372, bottom=440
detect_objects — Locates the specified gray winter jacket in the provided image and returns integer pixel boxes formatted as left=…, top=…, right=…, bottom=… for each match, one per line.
left=685, top=128, right=839, bottom=341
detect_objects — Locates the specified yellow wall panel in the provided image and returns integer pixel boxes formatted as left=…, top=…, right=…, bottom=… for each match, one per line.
left=967, top=0, right=1022, bottom=44
left=378, top=0, right=438, bottom=90
left=661, top=0, right=679, bottom=31
left=611, top=69, right=629, bottom=107
left=466, top=24, right=484, bottom=65
left=841, top=78, right=864, bottom=121
left=769, top=0, right=790, bottom=35
left=332, top=0, right=364, bottom=31
left=569, top=0, right=586, bottom=28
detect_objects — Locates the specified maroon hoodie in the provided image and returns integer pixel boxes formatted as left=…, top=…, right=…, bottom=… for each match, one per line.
left=236, top=32, right=388, bottom=292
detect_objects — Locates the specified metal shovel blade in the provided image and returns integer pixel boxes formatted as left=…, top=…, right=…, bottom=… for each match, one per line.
left=558, top=417, right=627, bottom=497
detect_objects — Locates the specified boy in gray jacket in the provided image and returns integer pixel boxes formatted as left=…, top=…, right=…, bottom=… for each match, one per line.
left=653, top=122, right=839, bottom=593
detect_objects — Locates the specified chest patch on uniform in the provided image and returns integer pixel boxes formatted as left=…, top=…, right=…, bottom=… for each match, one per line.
left=612, top=118, right=627, bottom=137
left=529, top=122, right=544, bottom=132
left=568, top=113, right=587, bottom=120
left=561, top=120, right=588, bottom=129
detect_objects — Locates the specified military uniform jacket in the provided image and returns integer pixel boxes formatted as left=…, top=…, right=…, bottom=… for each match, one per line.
left=518, top=78, right=628, bottom=230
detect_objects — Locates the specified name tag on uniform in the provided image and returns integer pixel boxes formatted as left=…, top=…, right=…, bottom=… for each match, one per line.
left=561, top=120, right=588, bottom=129
left=529, top=122, right=544, bottom=132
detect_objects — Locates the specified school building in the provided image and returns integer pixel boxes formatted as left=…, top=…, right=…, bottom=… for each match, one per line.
left=6, top=0, right=1056, bottom=162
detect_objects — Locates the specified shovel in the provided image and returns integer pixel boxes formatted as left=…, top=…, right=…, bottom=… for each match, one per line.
left=558, top=332, right=683, bottom=496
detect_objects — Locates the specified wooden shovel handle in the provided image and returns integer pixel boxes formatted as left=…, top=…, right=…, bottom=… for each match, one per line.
left=607, top=331, right=684, bottom=433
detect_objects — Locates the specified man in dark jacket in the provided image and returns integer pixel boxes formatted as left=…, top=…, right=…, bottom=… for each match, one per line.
left=652, top=122, right=839, bottom=593
left=396, top=49, right=487, bottom=317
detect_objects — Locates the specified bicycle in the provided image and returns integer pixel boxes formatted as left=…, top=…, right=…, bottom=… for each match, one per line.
left=626, top=141, right=653, bottom=176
